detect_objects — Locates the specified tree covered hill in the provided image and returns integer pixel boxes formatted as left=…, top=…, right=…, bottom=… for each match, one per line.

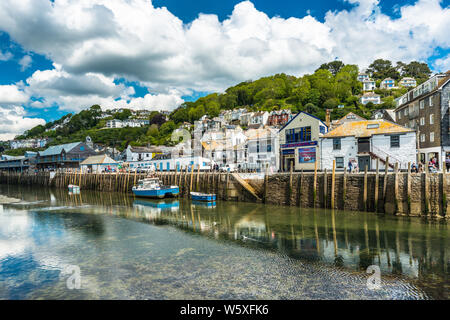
left=7, top=59, right=431, bottom=154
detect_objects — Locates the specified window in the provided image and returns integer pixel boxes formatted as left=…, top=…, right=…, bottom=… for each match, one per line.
left=335, top=157, right=344, bottom=168
left=420, top=117, right=425, bottom=126
left=430, top=114, right=434, bottom=125
left=420, top=100, right=424, bottom=109
left=390, top=135, right=400, bottom=148
left=429, top=96, right=433, bottom=107
left=333, top=138, right=341, bottom=150
left=267, top=141, right=272, bottom=152
left=420, top=134, right=426, bottom=142
left=301, top=127, right=312, bottom=141
left=398, top=112, right=402, bottom=120
left=430, top=132, right=435, bottom=142
left=367, top=124, right=380, bottom=129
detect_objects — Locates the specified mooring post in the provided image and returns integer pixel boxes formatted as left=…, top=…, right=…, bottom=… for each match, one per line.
left=297, top=169, right=303, bottom=206
left=363, top=165, right=368, bottom=212
left=442, top=170, right=447, bottom=217
left=331, top=160, right=336, bottom=210
left=313, top=161, right=318, bottom=208
left=289, top=165, right=293, bottom=205
left=375, top=159, right=380, bottom=213
left=264, top=164, right=269, bottom=203
left=343, top=167, right=347, bottom=210
left=424, top=165, right=430, bottom=216
left=323, top=168, right=328, bottom=209
left=189, top=164, right=194, bottom=195
left=407, top=162, right=411, bottom=215
left=383, top=157, right=389, bottom=212
left=394, top=163, right=399, bottom=215
left=196, top=165, right=200, bottom=192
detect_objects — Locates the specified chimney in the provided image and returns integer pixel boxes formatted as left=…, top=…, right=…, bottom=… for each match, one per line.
left=325, top=109, right=332, bottom=128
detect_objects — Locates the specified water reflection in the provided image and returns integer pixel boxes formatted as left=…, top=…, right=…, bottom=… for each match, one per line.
left=0, top=185, right=448, bottom=300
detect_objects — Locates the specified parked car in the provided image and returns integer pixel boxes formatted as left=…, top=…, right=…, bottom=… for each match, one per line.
left=219, top=164, right=237, bottom=172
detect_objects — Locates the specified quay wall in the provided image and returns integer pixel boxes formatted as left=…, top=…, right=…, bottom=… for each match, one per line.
left=0, top=170, right=448, bottom=218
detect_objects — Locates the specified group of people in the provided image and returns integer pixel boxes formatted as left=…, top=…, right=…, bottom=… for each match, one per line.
left=411, top=157, right=440, bottom=173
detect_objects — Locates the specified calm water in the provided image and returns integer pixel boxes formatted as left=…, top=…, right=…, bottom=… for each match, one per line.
left=0, top=185, right=448, bottom=300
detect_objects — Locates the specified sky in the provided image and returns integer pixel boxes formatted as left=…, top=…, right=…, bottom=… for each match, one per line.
left=0, top=0, right=449, bottom=140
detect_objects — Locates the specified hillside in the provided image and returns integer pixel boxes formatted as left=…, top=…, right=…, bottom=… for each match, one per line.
left=5, top=59, right=431, bottom=155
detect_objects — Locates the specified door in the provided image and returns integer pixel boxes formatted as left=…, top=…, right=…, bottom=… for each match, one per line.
left=358, top=156, right=371, bottom=171
left=358, top=138, right=370, bottom=153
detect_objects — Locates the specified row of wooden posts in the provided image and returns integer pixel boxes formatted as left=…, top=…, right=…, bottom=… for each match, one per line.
left=274, top=156, right=446, bottom=215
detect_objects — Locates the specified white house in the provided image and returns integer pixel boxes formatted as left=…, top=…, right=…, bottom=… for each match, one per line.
left=320, top=120, right=416, bottom=171
left=239, top=112, right=255, bottom=126
left=124, top=145, right=164, bottom=162
left=106, top=119, right=123, bottom=128
left=362, top=79, right=376, bottom=91
left=399, top=77, right=417, bottom=88
left=231, top=108, right=247, bottom=122
left=380, top=78, right=397, bottom=89
left=250, top=111, right=269, bottom=126
left=360, top=92, right=381, bottom=105
left=244, top=127, right=280, bottom=172
left=358, top=73, right=370, bottom=82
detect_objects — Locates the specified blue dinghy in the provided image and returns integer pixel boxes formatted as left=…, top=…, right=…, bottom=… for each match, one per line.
left=190, top=192, right=216, bottom=202
left=132, top=178, right=179, bottom=199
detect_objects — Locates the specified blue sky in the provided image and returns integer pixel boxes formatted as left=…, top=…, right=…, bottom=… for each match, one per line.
left=0, top=0, right=449, bottom=139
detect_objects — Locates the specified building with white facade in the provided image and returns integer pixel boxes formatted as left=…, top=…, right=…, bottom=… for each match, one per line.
left=123, top=145, right=164, bottom=162
left=380, top=78, right=397, bottom=89
left=360, top=92, right=381, bottom=105
left=239, top=112, right=255, bottom=127
left=358, top=73, right=370, bottom=82
left=244, top=127, right=279, bottom=172
left=249, top=111, right=269, bottom=127
left=106, top=119, right=123, bottom=128
left=398, top=77, right=417, bottom=88
left=362, top=79, right=376, bottom=91
left=320, top=120, right=416, bottom=171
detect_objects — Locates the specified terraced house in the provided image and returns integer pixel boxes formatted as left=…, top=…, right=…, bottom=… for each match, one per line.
left=395, top=71, right=450, bottom=169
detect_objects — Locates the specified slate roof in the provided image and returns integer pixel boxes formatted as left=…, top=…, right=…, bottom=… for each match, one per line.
left=38, top=142, right=82, bottom=157
left=323, top=120, right=412, bottom=138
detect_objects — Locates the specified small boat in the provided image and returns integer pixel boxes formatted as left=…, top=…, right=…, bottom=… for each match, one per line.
left=132, top=178, right=179, bottom=199
left=68, top=185, right=80, bottom=193
left=190, top=192, right=216, bottom=202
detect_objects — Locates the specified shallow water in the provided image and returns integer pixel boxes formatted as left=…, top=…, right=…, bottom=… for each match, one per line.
left=0, top=185, right=448, bottom=300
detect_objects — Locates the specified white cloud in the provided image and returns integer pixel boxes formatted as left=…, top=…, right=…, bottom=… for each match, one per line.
left=434, top=55, right=450, bottom=72
left=0, top=106, right=46, bottom=140
left=0, top=85, right=29, bottom=105
left=18, top=55, right=32, bottom=71
left=0, top=0, right=448, bottom=113
left=0, top=50, right=13, bottom=61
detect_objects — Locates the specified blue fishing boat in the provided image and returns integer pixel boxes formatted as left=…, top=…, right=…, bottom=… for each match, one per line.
left=190, top=192, right=216, bottom=202
left=132, top=178, right=179, bottom=199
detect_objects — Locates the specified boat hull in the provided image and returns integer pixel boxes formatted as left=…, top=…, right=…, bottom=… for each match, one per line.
left=190, top=192, right=217, bottom=202
left=133, top=187, right=179, bottom=199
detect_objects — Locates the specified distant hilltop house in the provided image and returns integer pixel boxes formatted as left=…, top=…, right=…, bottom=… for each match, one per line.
left=380, top=78, right=397, bottom=90
left=249, top=111, right=269, bottom=127
left=398, top=77, right=417, bottom=88
left=106, top=119, right=149, bottom=129
left=239, top=112, right=255, bottom=127
left=362, top=79, right=376, bottom=91
left=357, top=73, right=370, bottom=82
left=360, top=92, right=381, bottom=105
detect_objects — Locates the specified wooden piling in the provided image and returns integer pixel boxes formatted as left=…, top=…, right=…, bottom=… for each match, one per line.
left=383, top=156, right=389, bottom=212
left=407, top=162, right=411, bottom=215
left=394, top=162, right=399, bottom=215
left=375, top=159, right=380, bottom=213
left=289, top=166, right=293, bottom=205
left=331, top=160, right=336, bottom=209
left=323, top=169, right=328, bottom=209
left=342, top=167, right=347, bottom=210
left=313, top=161, right=318, bottom=208
left=363, top=165, right=368, bottom=212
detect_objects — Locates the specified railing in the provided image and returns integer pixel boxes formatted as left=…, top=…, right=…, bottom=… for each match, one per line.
left=371, top=145, right=405, bottom=168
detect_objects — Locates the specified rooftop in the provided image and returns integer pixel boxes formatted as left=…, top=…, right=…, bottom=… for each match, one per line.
left=323, top=120, right=412, bottom=138
left=39, top=142, right=82, bottom=157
